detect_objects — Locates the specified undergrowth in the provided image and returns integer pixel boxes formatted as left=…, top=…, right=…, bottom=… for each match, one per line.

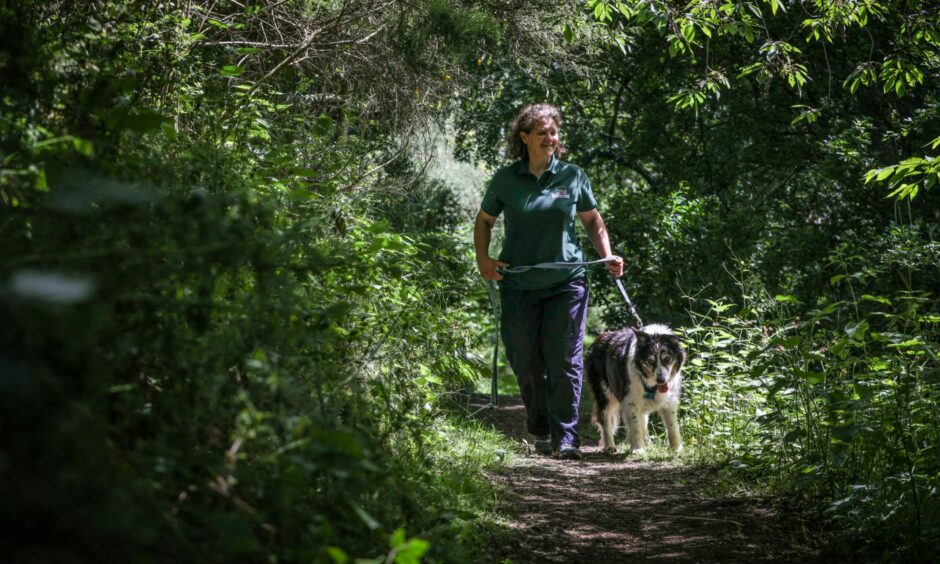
left=677, top=251, right=940, bottom=561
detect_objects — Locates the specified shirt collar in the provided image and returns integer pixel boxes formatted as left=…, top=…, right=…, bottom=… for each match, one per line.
left=547, top=155, right=560, bottom=174
left=515, top=155, right=560, bottom=177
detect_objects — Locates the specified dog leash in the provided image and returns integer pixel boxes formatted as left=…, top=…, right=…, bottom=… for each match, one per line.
left=613, top=277, right=644, bottom=329
left=497, top=256, right=619, bottom=274
left=500, top=256, right=643, bottom=328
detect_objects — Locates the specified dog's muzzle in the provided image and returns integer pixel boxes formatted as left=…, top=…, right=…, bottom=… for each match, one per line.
left=655, top=369, right=669, bottom=385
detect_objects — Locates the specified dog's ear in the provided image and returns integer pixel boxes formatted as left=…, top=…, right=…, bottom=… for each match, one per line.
left=662, top=333, right=686, bottom=370
left=659, top=333, right=685, bottom=372
left=660, top=333, right=683, bottom=349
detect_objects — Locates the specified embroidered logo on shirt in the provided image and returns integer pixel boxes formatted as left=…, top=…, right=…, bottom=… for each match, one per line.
left=550, top=187, right=570, bottom=199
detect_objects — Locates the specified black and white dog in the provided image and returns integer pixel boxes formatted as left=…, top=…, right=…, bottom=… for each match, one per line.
left=585, top=324, right=685, bottom=453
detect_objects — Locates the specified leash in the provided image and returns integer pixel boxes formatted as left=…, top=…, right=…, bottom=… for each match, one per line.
left=501, top=256, right=643, bottom=328
left=613, top=277, right=644, bottom=329
left=497, top=256, right=619, bottom=274
left=477, top=256, right=644, bottom=412
left=471, top=278, right=501, bottom=415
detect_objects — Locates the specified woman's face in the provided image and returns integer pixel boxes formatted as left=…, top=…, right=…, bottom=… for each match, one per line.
left=519, top=118, right=559, bottom=162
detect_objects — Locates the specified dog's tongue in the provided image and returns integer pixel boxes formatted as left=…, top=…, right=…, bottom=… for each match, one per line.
left=658, top=383, right=669, bottom=393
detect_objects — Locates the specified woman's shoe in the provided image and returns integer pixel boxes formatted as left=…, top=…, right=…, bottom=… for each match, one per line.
left=554, top=445, right=583, bottom=460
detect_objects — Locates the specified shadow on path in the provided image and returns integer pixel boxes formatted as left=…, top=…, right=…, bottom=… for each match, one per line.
left=472, top=395, right=827, bottom=563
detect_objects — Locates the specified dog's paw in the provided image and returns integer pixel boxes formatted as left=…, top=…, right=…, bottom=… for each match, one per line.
left=603, top=445, right=618, bottom=455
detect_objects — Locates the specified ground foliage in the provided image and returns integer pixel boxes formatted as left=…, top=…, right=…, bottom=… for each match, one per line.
left=455, top=0, right=939, bottom=559
left=0, top=0, right=561, bottom=561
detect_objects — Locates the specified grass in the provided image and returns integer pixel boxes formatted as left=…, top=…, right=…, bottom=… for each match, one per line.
left=410, top=408, right=518, bottom=562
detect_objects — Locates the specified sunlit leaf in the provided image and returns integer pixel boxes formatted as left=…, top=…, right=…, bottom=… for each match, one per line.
left=220, top=65, right=245, bottom=77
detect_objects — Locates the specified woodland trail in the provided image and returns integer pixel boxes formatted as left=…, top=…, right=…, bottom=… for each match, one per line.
left=471, top=395, right=830, bottom=563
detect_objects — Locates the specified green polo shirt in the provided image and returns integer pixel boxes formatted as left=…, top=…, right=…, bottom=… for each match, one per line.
left=480, top=157, right=598, bottom=290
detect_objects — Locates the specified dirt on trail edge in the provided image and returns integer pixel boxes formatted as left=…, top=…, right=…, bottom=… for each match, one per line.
left=471, top=395, right=830, bottom=563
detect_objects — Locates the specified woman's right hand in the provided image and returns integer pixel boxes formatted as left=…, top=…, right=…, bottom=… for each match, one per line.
left=476, top=256, right=508, bottom=281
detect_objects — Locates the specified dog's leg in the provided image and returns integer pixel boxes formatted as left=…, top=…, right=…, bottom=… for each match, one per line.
left=639, top=410, right=652, bottom=448
left=660, top=405, right=683, bottom=450
left=624, top=402, right=644, bottom=453
left=600, top=396, right=620, bottom=454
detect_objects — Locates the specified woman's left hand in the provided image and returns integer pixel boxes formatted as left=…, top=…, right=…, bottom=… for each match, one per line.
left=606, top=256, right=624, bottom=278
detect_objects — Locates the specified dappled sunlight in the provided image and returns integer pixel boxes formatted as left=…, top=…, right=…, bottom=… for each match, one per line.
left=473, top=395, right=825, bottom=562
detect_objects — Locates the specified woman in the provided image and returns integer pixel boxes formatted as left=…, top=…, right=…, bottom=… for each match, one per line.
left=474, top=103, right=623, bottom=460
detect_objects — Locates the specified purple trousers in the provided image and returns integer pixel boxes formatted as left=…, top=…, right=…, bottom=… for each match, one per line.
left=499, top=276, right=589, bottom=449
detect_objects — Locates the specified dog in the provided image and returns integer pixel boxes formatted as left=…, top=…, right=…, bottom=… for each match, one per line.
left=585, top=324, right=685, bottom=453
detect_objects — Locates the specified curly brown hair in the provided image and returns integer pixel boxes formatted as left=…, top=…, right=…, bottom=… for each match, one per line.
left=505, top=103, right=567, bottom=161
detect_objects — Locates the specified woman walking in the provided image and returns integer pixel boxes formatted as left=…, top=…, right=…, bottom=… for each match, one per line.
left=474, top=103, right=623, bottom=459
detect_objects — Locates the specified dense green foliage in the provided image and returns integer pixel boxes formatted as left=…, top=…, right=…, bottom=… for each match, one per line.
left=0, top=1, right=526, bottom=561
left=3, top=0, right=939, bottom=561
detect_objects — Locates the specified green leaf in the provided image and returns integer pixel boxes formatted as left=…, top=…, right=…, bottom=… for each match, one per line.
left=890, top=338, right=923, bottom=349
left=774, top=294, right=800, bottom=304
left=72, top=137, right=94, bottom=156
left=861, top=294, right=891, bottom=305
left=845, top=321, right=869, bottom=340
left=394, top=538, right=430, bottom=564
left=327, top=546, right=349, bottom=564
left=876, top=167, right=895, bottom=181
left=563, top=23, right=573, bottom=43
left=390, top=528, right=406, bottom=548
left=220, top=65, right=245, bottom=77
left=614, top=36, right=627, bottom=55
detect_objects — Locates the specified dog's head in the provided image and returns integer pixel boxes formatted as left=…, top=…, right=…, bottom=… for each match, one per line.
left=633, top=324, right=685, bottom=392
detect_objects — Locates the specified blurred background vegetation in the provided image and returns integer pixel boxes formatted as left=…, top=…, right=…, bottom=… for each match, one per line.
left=1, top=0, right=938, bottom=562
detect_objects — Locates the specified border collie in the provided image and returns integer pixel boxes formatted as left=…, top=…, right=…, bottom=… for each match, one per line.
left=585, top=324, right=685, bottom=453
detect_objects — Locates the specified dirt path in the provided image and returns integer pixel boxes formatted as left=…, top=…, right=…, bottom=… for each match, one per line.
left=472, top=395, right=828, bottom=563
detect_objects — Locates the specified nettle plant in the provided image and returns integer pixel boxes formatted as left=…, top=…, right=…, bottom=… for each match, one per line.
left=680, top=249, right=939, bottom=557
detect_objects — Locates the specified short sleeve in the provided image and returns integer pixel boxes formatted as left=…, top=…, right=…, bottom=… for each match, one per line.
left=575, top=169, right=597, bottom=212
left=480, top=174, right=504, bottom=216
